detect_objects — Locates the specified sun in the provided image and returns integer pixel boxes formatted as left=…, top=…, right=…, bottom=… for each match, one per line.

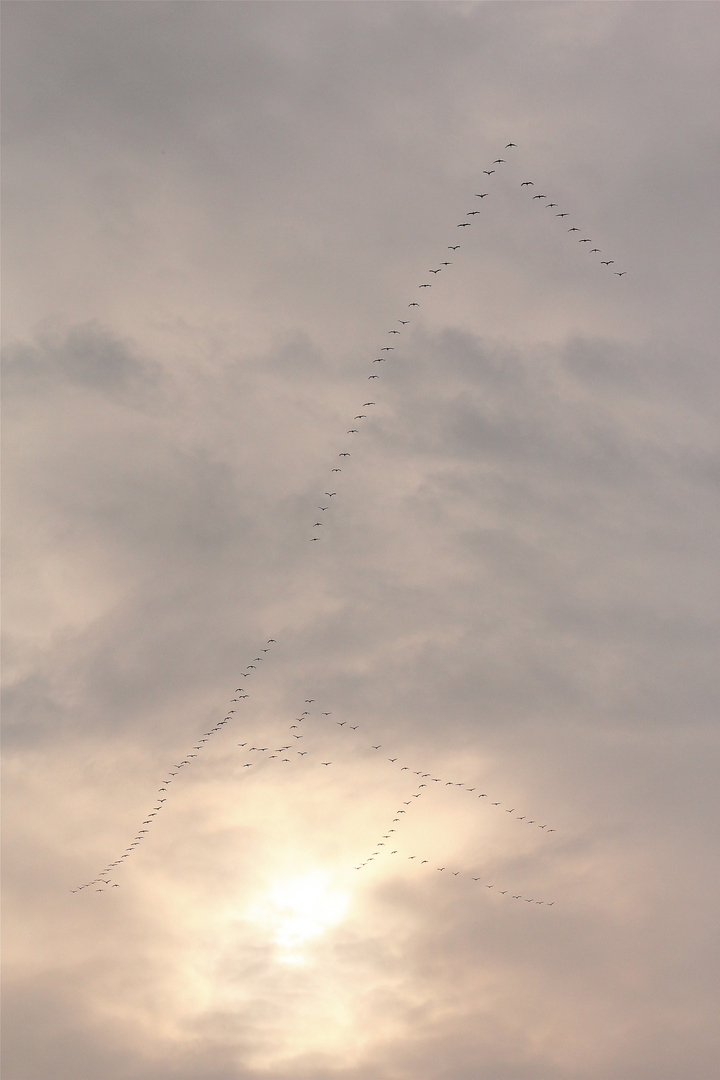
left=257, top=870, right=350, bottom=964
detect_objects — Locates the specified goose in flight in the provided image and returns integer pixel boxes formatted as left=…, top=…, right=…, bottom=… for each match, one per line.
left=614, top=271, right=626, bottom=276
left=483, top=169, right=495, bottom=175
left=467, top=211, right=481, bottom=216
left=590, top=248, right=601, bottom=253
left=533, top=194, right=546, bottom=199
left=368, top=374, right=379, bottom=378
left=579, top=238, right=591, bottom=243
left=429, top=267, right=442, bottom=272
left=398, top=320, right=409, bottom=325
left=556, top=212, right=569, bottom=217
left=363, top=402, right=376, bottom=406
left=381, top=346, right=394, bottom=351
left=521, top=181, right=533, bottom=186
left=475, top=193, right=488, bottom=198
left=389, top=329, right=400, bottom=333
left=457, top=223, right=470, bottom=227
left=568, top=226, right=580, bottom=232
left=601, top=260, right=614, bottom=265
left=419, top=283, right=432, bottom=287
left=493, top=158, right=505, bottom=164
left=409, top=301, right=419, bottom=306
left=505, top=142, right=517, bottom=147
left=546, top=202, right=557, bottom=208
left=448, top=245, right=460, bottom=250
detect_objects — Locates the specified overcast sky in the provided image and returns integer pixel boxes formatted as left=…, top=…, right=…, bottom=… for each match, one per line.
left=2, top=3, right=719, bottom=1079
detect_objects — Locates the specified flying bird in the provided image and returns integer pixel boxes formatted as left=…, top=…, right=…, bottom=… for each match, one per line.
left=483, top=170, right=495, bottom=175
left=521, top=181, right=533, bottom=186
left=475, top=193, right=488, bottom=198
left=448, top=245, right=460, bottom=250
left=505, top=142, right=517, bottom=147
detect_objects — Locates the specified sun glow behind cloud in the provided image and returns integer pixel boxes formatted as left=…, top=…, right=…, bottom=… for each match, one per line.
left=252, top=870, right=350, bottom=965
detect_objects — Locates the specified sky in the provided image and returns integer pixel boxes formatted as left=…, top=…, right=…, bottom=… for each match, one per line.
left=2, top=3, right=719, bottom=1078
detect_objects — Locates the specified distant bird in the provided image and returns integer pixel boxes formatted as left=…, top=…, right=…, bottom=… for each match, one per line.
left=533, top=194, right=546, bottom=199
left=389, top=329, right=400, bottom=333
left=440, top=262, right=452, bottom=266
left=614, top=271, right=626, bottom=276
left=325, top=492, right=336, bottom=497
left=483, top=170, right=495, bottom=175
left=381, top=346, right=394, bottom=351
left=372, top=745, right=381, bottom=750
left=505, top=142, right=517, bottom=147
left=590, top=248, right=601, bottom=253
left=556, top=212, right=569, bottom=217
left=493, top=159, right=505, bottom=164
left=321, top=762, right=332, bottom=766
left=467, top=211, right=481, bottom=216
left=398, top=320, right=409, bottom=325
left=568, top=226, right=580, bottom=232
left=429, top=267, right=442, bottom=271
left=475, top=193, right=488, bottom=198
left=364, top=402, right=376, bottom=406
left=457, top=223, right=470, bottom=227
left=368, top=375, right=379, bottom=378
left=409, top=302, right=419, bottom=306
left=579, top=238, right=591, bottom=243
left=601, top=261, right=614, bottom=265
left=521, top=181, right=534, bottom=186
left=419, top=283, right=432, bottom=287
left=448, top=245, right=460, bottom=250
left=347, top=429, right=358, bottom=434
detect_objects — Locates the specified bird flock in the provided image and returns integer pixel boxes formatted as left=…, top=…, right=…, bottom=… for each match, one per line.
left=76, top=144, right=626, bottom=901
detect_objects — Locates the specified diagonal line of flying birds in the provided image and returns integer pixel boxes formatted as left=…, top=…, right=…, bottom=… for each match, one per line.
left=355, top=845, right=555, bottom=906
left=73, top=638, right=279, bottom=892
left=305, top=143, right=625, bottom=543
left=519, top=179, right=626, bottom=273
left=80, top=143, right=616, bottom=900
left=274, top=703, right=558, bottom=834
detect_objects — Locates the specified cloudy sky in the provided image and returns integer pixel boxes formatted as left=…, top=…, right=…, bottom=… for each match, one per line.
left=3, top=3, right=719, bottom=1078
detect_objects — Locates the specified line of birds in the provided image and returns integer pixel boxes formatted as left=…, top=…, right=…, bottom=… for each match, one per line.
left=303, top=143, right=625, bottom=546
left=356, top=848, right=555, bottom=906
left=77, top=143, right=587, bottom=904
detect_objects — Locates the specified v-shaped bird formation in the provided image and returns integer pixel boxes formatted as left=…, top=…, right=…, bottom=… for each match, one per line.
left=77, top=144, right=627, bottom=901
